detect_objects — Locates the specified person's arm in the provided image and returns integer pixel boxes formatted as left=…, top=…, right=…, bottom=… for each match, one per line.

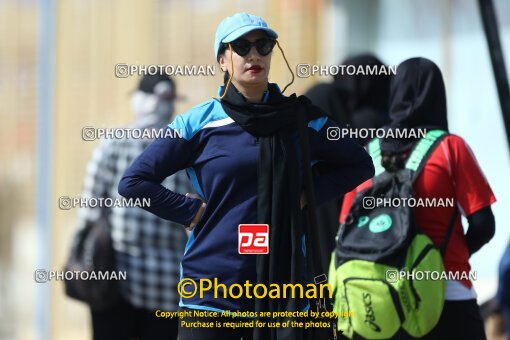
left=308, top=117, right=375, bottom=205
left=118, top=120, right=203, bottom=226
left=465, top=206, right=495, bottom=256
left=448, top=135, right=496, bottom=254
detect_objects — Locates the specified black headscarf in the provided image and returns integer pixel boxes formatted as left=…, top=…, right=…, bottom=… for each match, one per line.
left=220, top=83, right=327, bottom=340
left=380, top=57, right=449, bottom=153
left=306, top=54, right=391, bottom=145
left=333, top=54, right=391, bottom=119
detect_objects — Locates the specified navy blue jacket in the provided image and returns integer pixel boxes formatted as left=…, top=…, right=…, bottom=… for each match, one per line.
left=118, top=87, right=374, bottom=313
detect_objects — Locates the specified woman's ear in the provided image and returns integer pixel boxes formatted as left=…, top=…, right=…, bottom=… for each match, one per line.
left=218, top=55, right=226, bottom=72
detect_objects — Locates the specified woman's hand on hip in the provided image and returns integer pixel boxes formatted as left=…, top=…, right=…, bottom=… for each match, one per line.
left=186, top=193, right=207, bottom=231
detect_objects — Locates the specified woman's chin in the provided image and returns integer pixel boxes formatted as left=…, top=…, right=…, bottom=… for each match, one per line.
left=240, top=75, right=268, bottom=86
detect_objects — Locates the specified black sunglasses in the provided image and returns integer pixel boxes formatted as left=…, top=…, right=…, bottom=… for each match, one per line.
left=226, top=38, right=276, bottom=57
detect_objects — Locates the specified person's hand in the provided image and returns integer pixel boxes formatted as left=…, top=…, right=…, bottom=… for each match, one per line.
left=186, top=193, right=206, bottom=231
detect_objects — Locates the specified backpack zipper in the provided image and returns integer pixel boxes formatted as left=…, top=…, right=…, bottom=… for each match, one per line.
left=407, top=244, right=436, bottom=309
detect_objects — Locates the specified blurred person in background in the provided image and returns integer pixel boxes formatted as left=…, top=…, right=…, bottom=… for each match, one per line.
left=305, top=54, right=391, bottom=274
left=339, top=57, right=496, bottom=339
left=76, top=73, right=191, bottom=340
left=119, top=12, right=374, bottom=340
left=305, top=54, right=390, bottom=144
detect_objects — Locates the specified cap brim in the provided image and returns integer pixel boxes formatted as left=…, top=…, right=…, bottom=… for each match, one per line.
left=222, top=26, right=278, bottom=44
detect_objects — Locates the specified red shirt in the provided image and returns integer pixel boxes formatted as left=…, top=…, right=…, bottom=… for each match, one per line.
left=339, top=135, right=496, bottom=288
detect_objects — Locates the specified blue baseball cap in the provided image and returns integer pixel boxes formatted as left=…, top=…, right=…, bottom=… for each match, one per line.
left=214, top=13, right=278, bottom=60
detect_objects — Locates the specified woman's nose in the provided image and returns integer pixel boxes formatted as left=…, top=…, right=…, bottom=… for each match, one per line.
left=246, top=47, right=261, bottom=60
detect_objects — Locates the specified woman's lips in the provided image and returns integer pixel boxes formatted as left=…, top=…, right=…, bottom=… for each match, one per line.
left=247, top=66, right=263, bottom=73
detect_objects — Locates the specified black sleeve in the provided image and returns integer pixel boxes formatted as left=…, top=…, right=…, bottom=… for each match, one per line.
left=465, top=206, right=495, bottom=256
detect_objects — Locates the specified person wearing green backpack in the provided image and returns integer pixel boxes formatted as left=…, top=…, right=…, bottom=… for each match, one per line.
left=330, top=58, right=496, bottom=339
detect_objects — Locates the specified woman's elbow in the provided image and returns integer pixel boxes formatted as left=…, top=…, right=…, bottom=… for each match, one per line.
left=118, top=176, right=135, bottom=198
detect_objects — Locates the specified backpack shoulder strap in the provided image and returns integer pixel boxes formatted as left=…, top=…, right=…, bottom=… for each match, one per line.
left=405, top=129, right=458, bottom=256
left=367, top=138, right=385, bottom=177
left=440, top=209, right=458, bottom=256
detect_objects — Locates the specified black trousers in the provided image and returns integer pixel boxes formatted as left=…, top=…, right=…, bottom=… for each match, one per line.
left=425, top=299, right=486, bottom=340
left=90, top=297, right=178, bottom=340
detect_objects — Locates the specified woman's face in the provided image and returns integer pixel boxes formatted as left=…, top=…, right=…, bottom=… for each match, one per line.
left=219, top=30, right=273, bottom=88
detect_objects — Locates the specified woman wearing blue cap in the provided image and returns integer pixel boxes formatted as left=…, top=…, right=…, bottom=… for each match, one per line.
left=119, top=12, right=374, bottom=340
